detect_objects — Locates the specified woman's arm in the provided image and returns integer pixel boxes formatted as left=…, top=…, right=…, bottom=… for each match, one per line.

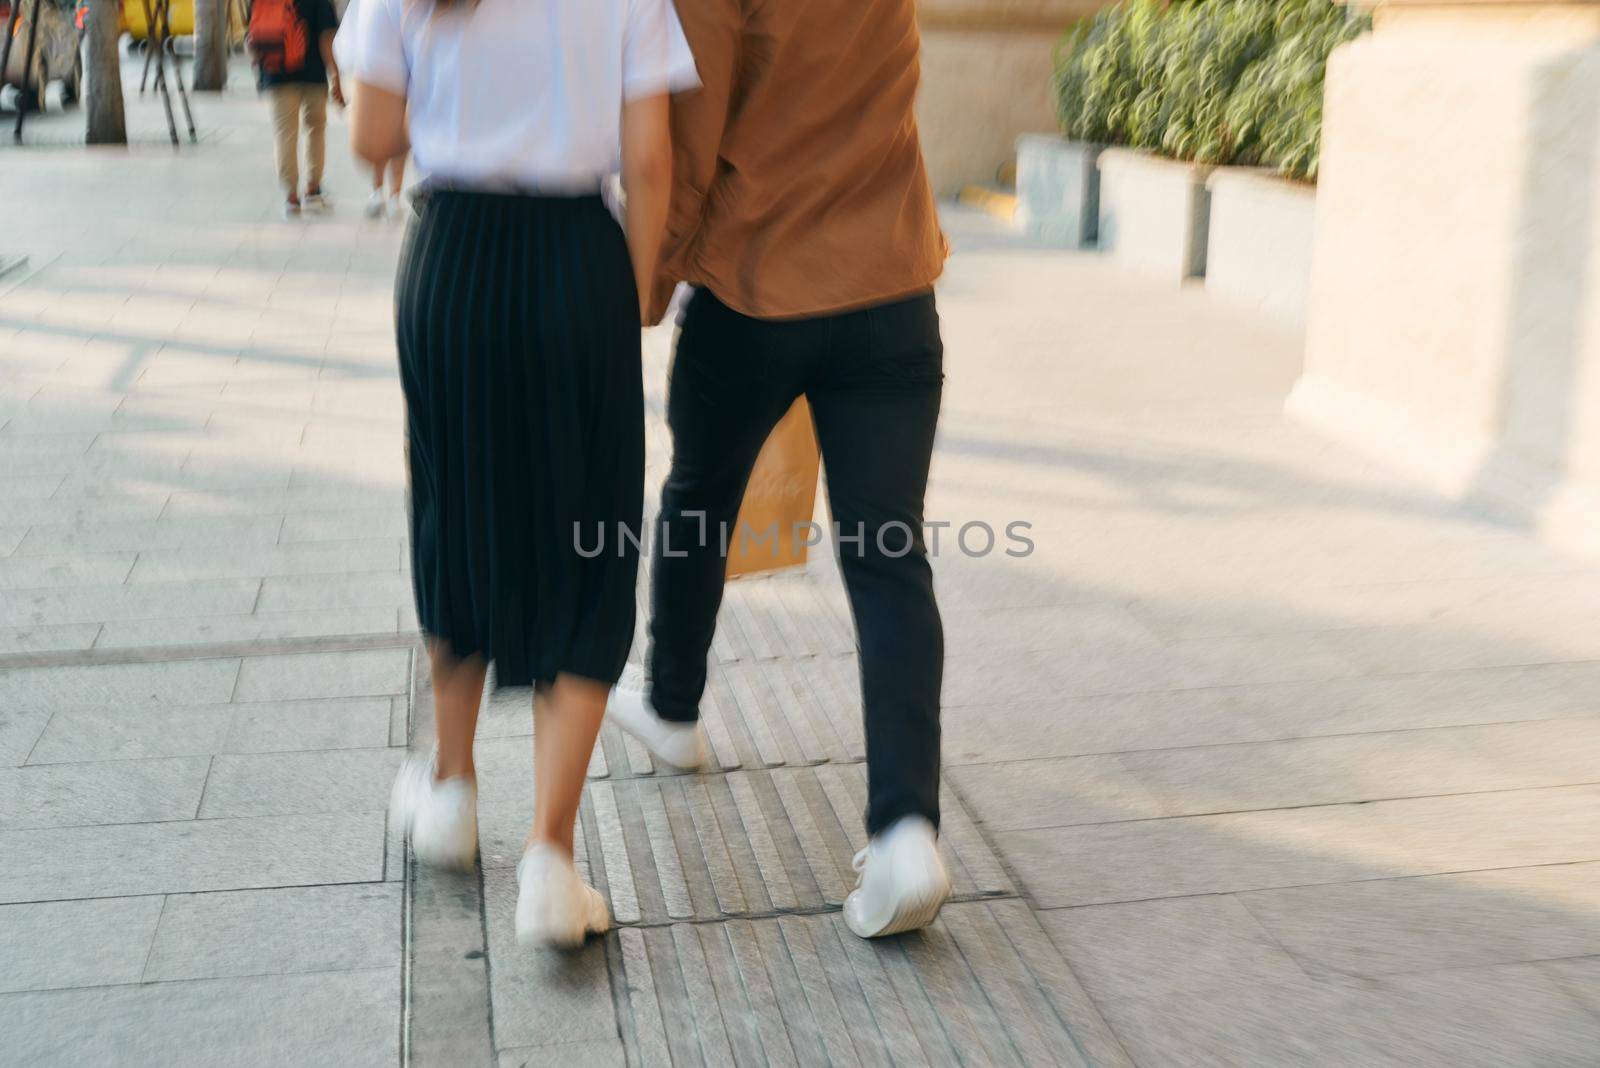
left=620, top=92, right=672, bottom=318
left=349, top=80, right=409, bottom=168
left=321, top=29, right=343, bottom=106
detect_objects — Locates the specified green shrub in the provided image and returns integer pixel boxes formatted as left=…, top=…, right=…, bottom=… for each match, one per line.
left=1225, top=0, right=1369, bottom=179
left=1053, top=0, right=1368, bottom=181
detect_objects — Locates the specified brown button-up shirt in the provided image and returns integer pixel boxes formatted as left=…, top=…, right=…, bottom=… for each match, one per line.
left=649, top=0, right=948, bottom=323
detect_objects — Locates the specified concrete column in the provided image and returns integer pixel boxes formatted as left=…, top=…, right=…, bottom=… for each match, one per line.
left=1293, top=0, right=1600, bottom=554
left=915, top=0, right=1105, bottom=193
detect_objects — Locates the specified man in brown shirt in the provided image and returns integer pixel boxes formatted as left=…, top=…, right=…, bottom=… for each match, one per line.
left=646, top=1, right=947, bottom=321
left=609, top=0, right=952, bottom=939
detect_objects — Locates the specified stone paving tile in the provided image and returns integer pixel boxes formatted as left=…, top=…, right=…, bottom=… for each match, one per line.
left=457, top=741, right=542, bottom=811
left=608, top=903, right=1131, bottom=1068
left=24, top=697, right=395, bottom=766
left=0, top=756, right=211, bottom=830
left=223, top=697, right=395, bottom=755
left=1447, top=717, right=1600, bottom=791
left=1166, top=631, right=1367, bottom=687
left=1, top=494, right=171, bottom=529
left=948, top=756, right=1168, bottom=830
left=940, top=602, right=1166, bottom=658
left=0, top=811, right=386, bottom=903
left=1116, top=727, right=1512, bottom=816
left=278, top=507, right=408, bottom=543
left=1231, top=662, right=1600, bottom=737
left=1540, top=955, right=1600, bottom=1016
left=143, top=883, right=400, bottom=982
left=231, top=648, right=412, bottom=702
left=0, top=474, right=66, bottom=498
left=0, top=896, right=166, bottom=994
left=199, top=748, right=404, bottom=819
left=0, top=659, right=241, bottom=712
left=255, top=571, right=413, bottom=613
left=1240, top=862, right=1600, bottom=979
left=27, top=705, right=233, bottom=765
left=1324, top=620, right=1600, bottom=675
left=0, top=432, right=96, bottom=458
left=996, top=803, right=1427, bottom=908
left=578, top=765, right=1011, bottom=925
left=0, top=709, right=50, bottom=767
left=0, top=527, right=27, bottom=554
left=14, top=515, right=285, bottom=555
left=95, top=607, right=398, bottom=649
left=127, top=539, right=402, bottom=584
left=476, top=799, right=567, bottom=873
left=0, top=967, right=400, bottom=1066
left=1367, top=785, right=1600, bottom=872
left=0, top=552, right=137, bottom=590
left=0, top=623, right=102, bottom=654
left=481, top=867, right=620, bottom=1053
left=1375, top=963, right=1600, bottom=1067
left=0, top=579, right=261, bottom=628
left=1092, top=969, right=1569, bottom=1068
left=498, top=1040, right=627, bottom=1066
left=941, top=689, right=1287, bottom=766
left=163, top=485, right=405, bottom=518
left=942, top=644, right=1199, bottom=706
left=1038, top=895, right=1307, bottom=1004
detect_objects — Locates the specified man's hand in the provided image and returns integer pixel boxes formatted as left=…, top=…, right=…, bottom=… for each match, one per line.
left=329, top=72, right=346, bottom=108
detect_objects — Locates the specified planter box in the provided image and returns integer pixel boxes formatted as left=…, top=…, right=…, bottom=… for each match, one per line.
left=1015, top=134, right=1103, bottom=248
left=1096, top=148, right=1212, bottom=281
left=1205, top=168, right=1317, bottom=327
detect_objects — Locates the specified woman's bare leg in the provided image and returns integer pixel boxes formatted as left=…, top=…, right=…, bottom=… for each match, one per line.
left=388, top=155, right=406, bottom=197
left=428, top=640, right=485, bottom=781
left=524, top=673, right=608, bottom=857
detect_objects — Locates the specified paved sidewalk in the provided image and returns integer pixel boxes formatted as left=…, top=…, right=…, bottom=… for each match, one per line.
left=4, top=61, right=1600, bottom=1066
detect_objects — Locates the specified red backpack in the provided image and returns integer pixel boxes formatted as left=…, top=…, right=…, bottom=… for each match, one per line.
left=248, top=0, right=309, bottom=76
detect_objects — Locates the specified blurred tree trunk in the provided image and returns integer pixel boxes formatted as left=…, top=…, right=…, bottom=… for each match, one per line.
left=192, top=0, right=227, bottom=90
left=84, top=0, right=125, bottom=144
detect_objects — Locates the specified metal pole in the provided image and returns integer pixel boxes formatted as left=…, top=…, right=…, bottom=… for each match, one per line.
left=139, top=26, right=153, bottom=92
left=12, top=0, right=42, bottom=140
left=140, top=0, right=176, bottom=143
left=163, top=0, right=193, bottom=140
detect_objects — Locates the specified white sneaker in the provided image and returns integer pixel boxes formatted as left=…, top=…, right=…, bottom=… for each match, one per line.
left=389, top=749, right=478, bottom=870
left=363, top=188, right=387, bottom=219
left=516, top=843, right=611, bottom=948
left=606, top=670, right=707, bottom=770
left=843, top=816, right=951, bottom=938
left=303, top=189, right=330, bottom=212
left=386, top=193, right=405, bottom=219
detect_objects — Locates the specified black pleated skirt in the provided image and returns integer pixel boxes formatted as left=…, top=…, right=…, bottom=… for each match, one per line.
left=396, top=190, right=643, bottom=687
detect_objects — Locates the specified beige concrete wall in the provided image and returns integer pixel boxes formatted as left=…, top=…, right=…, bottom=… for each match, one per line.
left=1292, top=0, right=1600, bottom=555
left=916, top=0, right=1106, bottom=193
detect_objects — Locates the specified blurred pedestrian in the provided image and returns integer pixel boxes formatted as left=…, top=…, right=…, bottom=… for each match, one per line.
left=330, top=0, right=405, bottom=220
left=363, top=154, right=405, bottom=219
left=249, top=0, right=343, bottom=218
left=607, top=0, right=951, bottom=939
left=343, top=0, right=696, bottom=947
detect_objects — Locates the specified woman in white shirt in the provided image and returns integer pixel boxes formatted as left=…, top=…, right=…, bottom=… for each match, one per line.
left=343, top=0, right=696, bottom=948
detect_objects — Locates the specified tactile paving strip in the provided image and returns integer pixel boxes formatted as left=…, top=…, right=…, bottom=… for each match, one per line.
left=583, top=654, right=868, bottom=779
left=628, top=533, right=861, bottom=666
left=609, top=902, right=1132, bottom=1068
left=574, top=764, right=1012, bottom=927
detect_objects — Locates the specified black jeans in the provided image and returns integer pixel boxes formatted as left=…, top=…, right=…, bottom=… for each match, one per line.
left=647, top=288, right=945, bottom=836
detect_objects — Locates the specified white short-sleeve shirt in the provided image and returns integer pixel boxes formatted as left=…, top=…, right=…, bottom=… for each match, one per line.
left=336, top=0, right=698, bottom=192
